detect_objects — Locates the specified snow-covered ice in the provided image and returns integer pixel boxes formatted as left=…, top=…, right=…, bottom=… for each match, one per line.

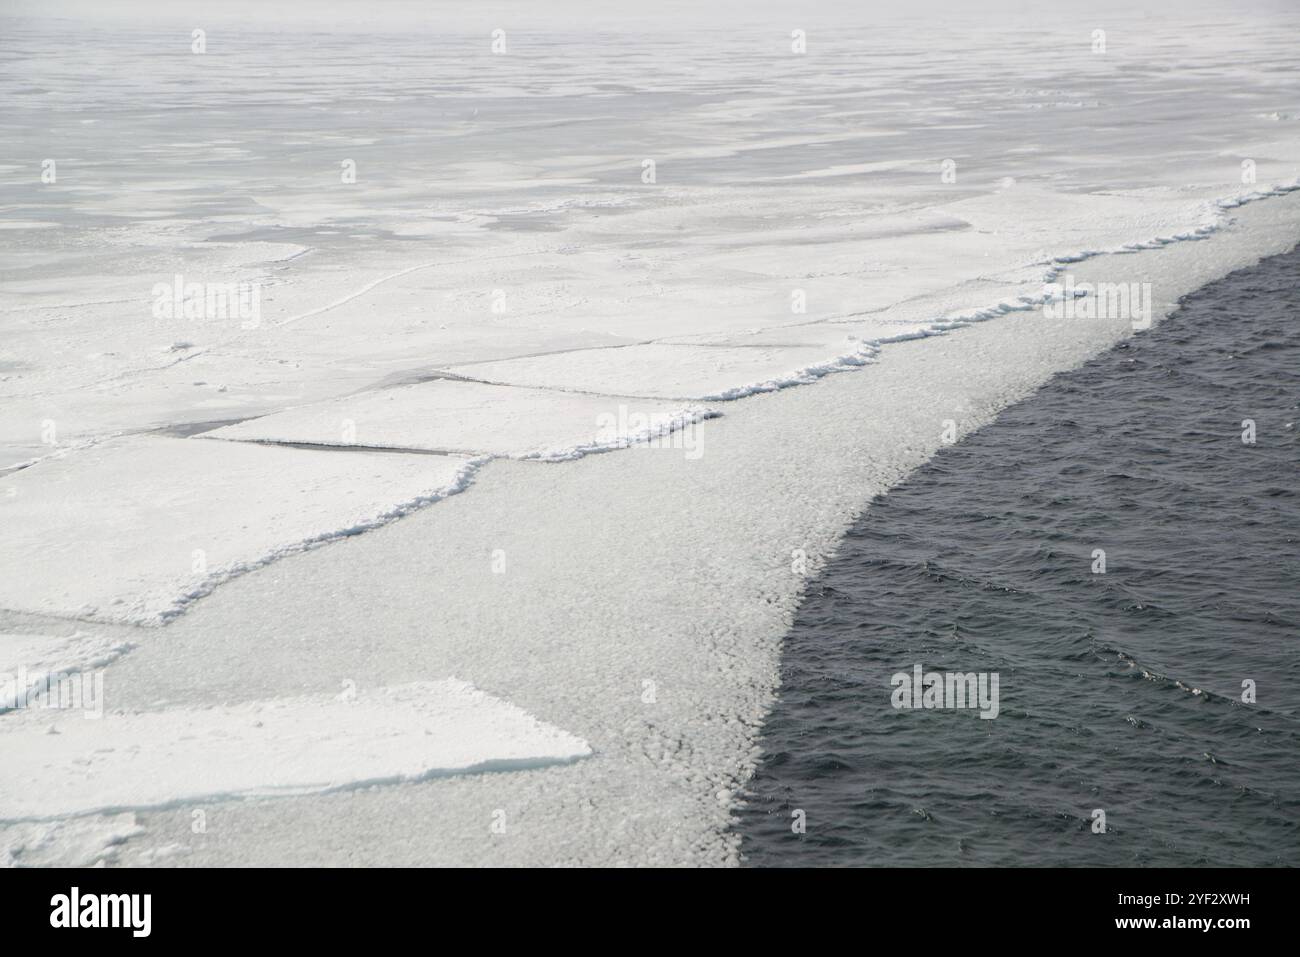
left=0, top=435, right=477, bottom=624
left=5, top=8, right=1299, bottom=467
left=203, top=379, right=717, bottom=459
left=0, top=680, right=590, bottom=820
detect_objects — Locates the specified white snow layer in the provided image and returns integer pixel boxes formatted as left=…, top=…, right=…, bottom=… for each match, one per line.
left=0, top=680, right=591, bottom=821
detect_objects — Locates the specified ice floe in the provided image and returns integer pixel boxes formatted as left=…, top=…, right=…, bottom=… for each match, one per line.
left=0, top=435, right=479, bottom=624
left=201, top=379, right=717, bottom=460
left=0, top=680, right=590, bottom=821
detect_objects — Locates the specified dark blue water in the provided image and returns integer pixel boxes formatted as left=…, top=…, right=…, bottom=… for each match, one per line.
left=739, top=245, right=1300, bottom=867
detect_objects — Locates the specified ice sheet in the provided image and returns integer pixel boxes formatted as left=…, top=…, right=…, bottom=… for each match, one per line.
left=0, top=436, right=478, bottom=624
left=4, top=12, right=1299, bottom=464
left=0, top=680, right=591, bottom=820
left=201, top=379, right=717, bottom=460
left=445, top=343, right=875, bottom=401
left=443, top=310, right=1023, bottom=400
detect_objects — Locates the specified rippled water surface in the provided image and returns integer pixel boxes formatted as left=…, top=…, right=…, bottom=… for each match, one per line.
left=740, top=246, right=1300, bottom=866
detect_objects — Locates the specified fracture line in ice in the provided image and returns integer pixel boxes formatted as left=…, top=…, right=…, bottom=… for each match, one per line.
left=0, top=431, right=124, bottom=477
left=272, top=247, right=551, bottom=328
